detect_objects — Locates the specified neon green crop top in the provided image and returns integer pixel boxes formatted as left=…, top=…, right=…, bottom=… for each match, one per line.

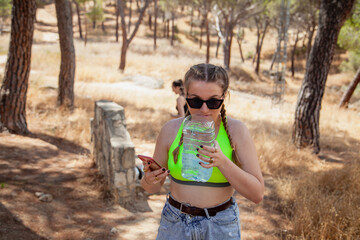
left=168, top=120, right=234, bottom=187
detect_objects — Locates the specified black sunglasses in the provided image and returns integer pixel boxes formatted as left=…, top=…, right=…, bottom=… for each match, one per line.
left=186, top=97, right=224, bottom=109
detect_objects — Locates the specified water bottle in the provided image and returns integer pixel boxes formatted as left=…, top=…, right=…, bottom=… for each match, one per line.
left=181, top=114, right=215, bottom=182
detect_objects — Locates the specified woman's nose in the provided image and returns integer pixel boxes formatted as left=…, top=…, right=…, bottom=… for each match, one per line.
left=200, top=102, right=209, bottom=111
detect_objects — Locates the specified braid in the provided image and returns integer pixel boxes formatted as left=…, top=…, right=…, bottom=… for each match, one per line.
left=172, top=111, right=190, bottom=164
left=220, top=105, right=241, bottom=167
left=172, top=134, right=183, bottom=164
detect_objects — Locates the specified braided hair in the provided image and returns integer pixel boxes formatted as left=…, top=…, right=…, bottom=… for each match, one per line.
left=172, top=63, right=239, bottom=165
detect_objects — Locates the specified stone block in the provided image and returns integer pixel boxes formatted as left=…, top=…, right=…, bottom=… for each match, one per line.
left=92, top=100, right=136, bottom=206
left=127, top=168, right=135, bottom=184
left=114, top=172, right=127, bottom=188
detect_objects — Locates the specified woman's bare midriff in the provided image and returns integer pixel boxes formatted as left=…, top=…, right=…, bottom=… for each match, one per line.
left=170, top=181, right=234, bottom=208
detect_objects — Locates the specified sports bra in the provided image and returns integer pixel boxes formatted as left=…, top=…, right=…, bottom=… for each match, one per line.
left=168, top=119, right=234, bottom=187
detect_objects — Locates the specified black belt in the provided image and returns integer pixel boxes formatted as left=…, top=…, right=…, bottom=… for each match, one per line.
left=168, top=195, right=233, bottom=217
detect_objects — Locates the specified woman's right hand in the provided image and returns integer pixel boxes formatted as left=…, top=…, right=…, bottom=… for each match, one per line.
left=142, top=161, right=170, bottom=185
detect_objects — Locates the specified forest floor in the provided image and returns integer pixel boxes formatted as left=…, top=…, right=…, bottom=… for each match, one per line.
left=0, top=129, right=289, bottom=240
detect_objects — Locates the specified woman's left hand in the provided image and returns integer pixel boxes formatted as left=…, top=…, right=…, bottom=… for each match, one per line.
left=197, top=141, right=227, bottom=168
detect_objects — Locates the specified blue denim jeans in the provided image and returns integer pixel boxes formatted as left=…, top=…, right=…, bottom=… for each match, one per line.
left=156, top=195, right=241, bottom=240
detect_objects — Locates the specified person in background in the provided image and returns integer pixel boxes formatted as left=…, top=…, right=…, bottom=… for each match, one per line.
left=141, top=63, right=264, bottom=240
left=170, top=79, right=188, bottom=118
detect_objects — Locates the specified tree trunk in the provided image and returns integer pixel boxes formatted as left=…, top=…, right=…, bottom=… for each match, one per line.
left=166, top=19, right=170, bottom=38
left=227, top=27, right=233, bottom=69
left=270, top=44, right=279, bottom=70
left=153, top=0, right=157, bottom=50
left=190, top=6, right=194, bottom=35
left=199, top=19, right=203, bottom=49
left=339, top=67, right=360, bottom=108
left=101, top=21, right=106, bottom=33
left=73, top=0, right=83, bottom=39
left=171, top=13, right=174, bottom=46
left=205, top=13, right=210, bottom=63
left=118, top=0, right=149, bottom=71
left=119, top=41, right=128, bottom=71
left=84, top=11, right=88, bottom=46
left=0, top=0, right=36, bottom=134
left=163, top=12, right=166, bottom=37
left=148, top=14, right=152, bottom=30
left=215, top=36, right=220, bottom=58
left=115, top=0, right=120, bottom=42
left=237, top=38, right=244, bottom=62
left=255, top=20, right=269, bottom=75
left=119, top=0, right=128, bottom=71
left=291, top=30, right=300, bottom=77
left=292, top=0, right=355, bottom=153
left=55, top=0, right=76, bottom=110
left=223, top=42, right=230, bottom=70
left=253, top=19, right=260, bottom=64
left=128, top=0, right=132, bottom=33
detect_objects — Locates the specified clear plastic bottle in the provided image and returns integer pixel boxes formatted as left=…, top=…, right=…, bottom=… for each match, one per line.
left=181, top=114, right=215, bottom=182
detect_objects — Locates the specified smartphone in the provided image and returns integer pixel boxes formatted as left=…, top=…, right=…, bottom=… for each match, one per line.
left=137, top=155, right=162, bottom=171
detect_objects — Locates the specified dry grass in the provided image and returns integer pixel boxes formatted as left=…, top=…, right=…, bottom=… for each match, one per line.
left=1, top=4, right=360, bottom=239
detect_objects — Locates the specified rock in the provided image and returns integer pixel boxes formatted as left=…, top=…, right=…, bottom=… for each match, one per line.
left=110, top=227, right=118, bottom=234
left=35, top=192, right=44, bottom=197
left=38, top=193, right=53, bottom=202
left=122, top=75, right=164, bottom=89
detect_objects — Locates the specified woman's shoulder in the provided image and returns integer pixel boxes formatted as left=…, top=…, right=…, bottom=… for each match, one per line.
left=226, top=117, right=251, bottom=139
left=176, top=95, right=186, bottom=103
left=160, top=117, right=184, bottom=136
left=157, top=117, right=184, bottom=148
left=226, top=117, right=246, bottom=129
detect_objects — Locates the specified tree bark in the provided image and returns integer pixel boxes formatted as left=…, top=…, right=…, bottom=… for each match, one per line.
left=339, top=67, right=360, bottom=108
left=0, top=0, right=36, bottom=134
left=292, top=0, right=355, bottom=153
left=55, top=0, right=76, bottom=110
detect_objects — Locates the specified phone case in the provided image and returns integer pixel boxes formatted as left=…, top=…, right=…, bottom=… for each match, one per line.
left=137, top=155, right=162, bottom=170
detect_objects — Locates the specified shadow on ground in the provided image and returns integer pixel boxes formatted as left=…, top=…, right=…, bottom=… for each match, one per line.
left=0, top=202, right=47, bottom=240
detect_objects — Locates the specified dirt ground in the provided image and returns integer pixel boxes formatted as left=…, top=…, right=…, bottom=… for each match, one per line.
left=0, top=128, right=289, bottom=240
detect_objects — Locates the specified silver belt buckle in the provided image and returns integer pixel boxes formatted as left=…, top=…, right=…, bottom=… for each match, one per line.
left=179, top=202, right=194, bottom=217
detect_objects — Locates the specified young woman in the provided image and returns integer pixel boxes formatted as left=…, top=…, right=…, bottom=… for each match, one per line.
left=170, top=79, right=188, bottom=118
left=141, top=63, right=264, bottom=240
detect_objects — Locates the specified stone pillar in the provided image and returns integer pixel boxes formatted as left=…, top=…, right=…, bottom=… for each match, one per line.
left=91, top=100, right=135, bottom=206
